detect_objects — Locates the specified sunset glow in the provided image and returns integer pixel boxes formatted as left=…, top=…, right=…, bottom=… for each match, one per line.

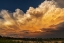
left=0, top=0, right=64, bottom=38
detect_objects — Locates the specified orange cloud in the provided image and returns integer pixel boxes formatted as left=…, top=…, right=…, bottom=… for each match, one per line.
left=0, top=0, right=64, bottom=38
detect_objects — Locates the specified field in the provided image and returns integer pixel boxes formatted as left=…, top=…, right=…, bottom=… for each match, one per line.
left=0, top=36, right=64, bottom=43
left=0, top=39, right=64, bottom=43
left=0, top=39, right=44, bottom=43
left=0, top=38, right=44, bottom=43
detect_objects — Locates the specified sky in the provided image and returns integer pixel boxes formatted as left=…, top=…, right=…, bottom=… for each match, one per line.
left=0, top=0, right=44, bottom=12
left=0, top=0, right=64, bottom=38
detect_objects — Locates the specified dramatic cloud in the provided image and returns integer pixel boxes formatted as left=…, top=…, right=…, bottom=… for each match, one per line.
left=54, top=0, right=64, bottom=8
left=35, top=22, right=64, bottom=38
left=47, top=0, right=64, bottom=7
left=0, top=0, right=64, bottom=38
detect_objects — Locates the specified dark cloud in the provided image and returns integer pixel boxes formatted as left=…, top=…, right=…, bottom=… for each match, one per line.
left=17, top=22, right=64, bottom=38
left=47, top=0, right=64, bottom=8
left=34, top=22, right=64, bottom=38
left=54, top=0, right=64, bottom=8
left=21, top=30, right=30, bottom=34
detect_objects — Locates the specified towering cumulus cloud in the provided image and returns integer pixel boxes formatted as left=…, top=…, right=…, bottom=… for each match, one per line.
left=0, top=0, right=64, bottom=38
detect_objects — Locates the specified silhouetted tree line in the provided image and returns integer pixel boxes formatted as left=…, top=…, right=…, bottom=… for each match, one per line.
left=0, top=35, right=64, bottom=41
left=0, top=36, right=2, bottom=38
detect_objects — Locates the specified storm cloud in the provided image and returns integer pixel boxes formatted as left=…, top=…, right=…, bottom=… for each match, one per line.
left=0, top=0, right=64, bottom=38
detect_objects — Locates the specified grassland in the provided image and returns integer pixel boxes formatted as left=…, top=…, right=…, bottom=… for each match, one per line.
left=0, top=36, right=64, bottom=43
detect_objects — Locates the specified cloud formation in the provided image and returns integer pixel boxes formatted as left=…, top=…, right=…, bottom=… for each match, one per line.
left=0, top=0, right=64, bottom=38
left=47, top=0, right=64, bottom=7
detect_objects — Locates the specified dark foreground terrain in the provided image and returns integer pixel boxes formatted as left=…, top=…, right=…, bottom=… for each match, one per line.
left=0, top=36, right=64, bottom=43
